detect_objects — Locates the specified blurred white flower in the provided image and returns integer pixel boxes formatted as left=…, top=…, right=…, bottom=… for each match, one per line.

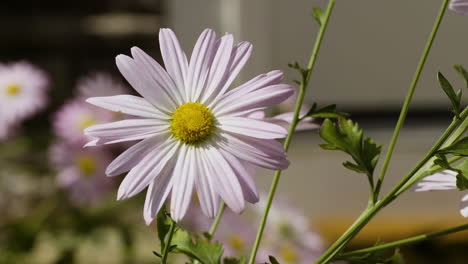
left=0, top=61, right=48, bottom=133
left=414, top=170, right=468, bottom=217
left=450, top=0, right=468, bottom=16
left=84, top=28, right=293, bottom=223
left=50, top=141, right=114, bottom=206
left=77, top=72, right=128, bottom=98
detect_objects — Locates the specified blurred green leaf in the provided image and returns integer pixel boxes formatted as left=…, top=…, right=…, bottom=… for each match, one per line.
left=312, top=7, right=325, bottom=26
left=224, top=256, right=246, bottom=264
left=454, top=64, right=468, bottom=88
left=268, top=256, right=281, bottom=264
left=438, top=72, right=462, bottom=117
left=320, top=118, right=381, bottom=176
left=341, top=248, right=405, bottom=264
left=437, top=136, right=468, bottom=156
left=157, top=206, right=172, bottom=250
left=172, top=228, right=223, bottom=264
left=306, top=103, right=350, bottom=119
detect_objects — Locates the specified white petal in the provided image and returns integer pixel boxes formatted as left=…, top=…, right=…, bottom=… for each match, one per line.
left=413, top=170, right=457, bottom=192
left=219, top=117, right=288, bottom=139
left=170, top=145, right=196, bottom=221
left=196, top=148, right=220, bottom=218
left=131, top=47, right=184, bottom=105
left=143, top=158, right=176, bottom=225
left=116, top=55, right=174, bottom=112
left=187, top=29, right=217, bottom=101
left=201, top=145, right=245, bottom=213
left=106, top=134, right=165, bottom=176
left=159, top=28, right=189, bottom=100
left=84, top=119, right=169, bottom=145
left=219, top=149, right=259, bottom=203
left=86, top=95, right=167, bottom=119
left=117, top=139, right=179, bottom=199
left=450, top=0, right=468, bottom=16
left=213, top=84, right=294, bottom=116
left=460, top=193, right=468, bottom=218
left=200, top=34, right=234, bottom=103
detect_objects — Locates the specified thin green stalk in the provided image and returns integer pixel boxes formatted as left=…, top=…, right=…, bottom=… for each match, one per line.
left=161, top=219, right=176, bottom=264
left=373, top=0, right=450, bottom=201
left=315, top=107, right=468, bottom=264
left=247, top=1, right=336, bottom=263
left=208, top=202, right=226, bottom=239
left=338, top=223, right=468, bottom=259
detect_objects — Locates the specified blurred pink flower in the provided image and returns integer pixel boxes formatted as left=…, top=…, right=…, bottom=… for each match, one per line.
left=50, top=141, right=114, bottom=206
left=77, top=72, right=128, bottom=98
left=450, top=0, right=468, bottom=15
left=0, top=61, right=48, bottom=130
left=414, top=170, right=468, bottom=217
left=53, top=99, right=114, bottom=144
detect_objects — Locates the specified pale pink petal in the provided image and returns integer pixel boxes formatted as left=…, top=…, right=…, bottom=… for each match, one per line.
left=106, top=134, right=166, bottom=176
left=450, top=0, right=468, bottom=16
left=84, top=119, right=169, bottom=145
left=86, top=95, right=168, bottom=119
left=196, top=148, right=220, bottom=218
left=413, top=170, right=457, bottom=192
left=219, top=117, right=288, bottom=139
left=117, top=140, right=180, bottom=199
left=116, top=55, right=175, bottom=112
left=460, top=193, right=468, bottom=217
left=170, top=145, right=197, bottom=221
left=159, top=28, right=189, bottom=100
left=131, top=47, right=184, bottom=105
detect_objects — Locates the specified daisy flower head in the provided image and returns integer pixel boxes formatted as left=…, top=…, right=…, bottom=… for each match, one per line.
left=77, top=72, right=128, bottom=98
left=414, top=170, right=468, bottom=217
left=53, top=99, right=114, bottom=144
left=50, top=141, right=114, bottom=206
left=84, top=28, right=294, bottom=224
left=0, top=61, right=48, bottom=124
left=450, top=0, right=468, bottom=16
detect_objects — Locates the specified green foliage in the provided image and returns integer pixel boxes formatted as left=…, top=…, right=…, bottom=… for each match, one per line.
left=288, top=62, right=309, bottom=85
left=224, top=256, right=246, bottom=264
left=437, top=72, right=462, bottom=117
left=320, top=118, right=382, bottom=176
left=433, top=155, right=468, bottom=191
left=172, top=229, right=224, bottom=264
left=312, top=7, right=325, bottom=26
left=437, top=136, right=468, bottom=156
left=157, top=206, right=173, bottom=250
left=305, top=103, right=350, bottom=119
left=341, top=248, right=405, bottom=264
left=454, top=64, right=468, bottom=88
left=268, top=256, right=281, bottom=264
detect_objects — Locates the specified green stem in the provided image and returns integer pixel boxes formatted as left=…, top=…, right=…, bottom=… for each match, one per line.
left=373, top=0, right=450, bottom=201
left=315, top=108, right=468, bottom=264
left=247, top=1, right=336, bottom=264
left=161, top=219, right=176, bottom=264
left=338, top=223, right=468, bottom=259
left=208, top=202, right=226, bottom=239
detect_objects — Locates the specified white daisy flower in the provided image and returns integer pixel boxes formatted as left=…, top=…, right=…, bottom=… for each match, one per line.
left=414, top=170, right=468, bottom=217
left=450, top=0, right=468, bottom=16
left=84, top=28, right=294, bottom=223
left=0, top=61, right=48, bottom=124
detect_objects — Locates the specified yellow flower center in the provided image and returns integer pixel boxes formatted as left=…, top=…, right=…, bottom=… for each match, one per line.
left=77, top=155, right=97, bottom=176
left=280, top=245, right=298, bottom=263
left=170, top=102, right=215, bottom=144
left=6, top=84, right=20, bottom=96
left=227, top=235, right=244, bottom=251
left=78, top=115, right=97, bottom=130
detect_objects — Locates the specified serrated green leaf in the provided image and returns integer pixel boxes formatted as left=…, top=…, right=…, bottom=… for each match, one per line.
left=454, top=64, right=468, bottom=88
left=312, top=7, right=325, bottom=26
left=172, top=229, right=223, bottom=264
left=320, top=118, right=381, bottom=176
left=156, top=206, right=172, bottom=249
left=437, top=136, right=468, bottom=156
left=224, top=256, right=246, bottom=264
left=438, top=72, right=461, bottom=117
left=269, top=256, right=281, bottom=264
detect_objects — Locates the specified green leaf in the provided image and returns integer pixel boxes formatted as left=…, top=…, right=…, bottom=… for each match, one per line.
left=454, top=64, right=468, bottom=88
left=224, top=256, right=246, bottom=264
left=172, top=228, right=223, bottom=264
left=156, top=206, right=173, bottom=249
left=312, top=7, right=325, bottom=26
left=456, top=173, right=468, bottom=191
left=268, top=256, right=281, bottom=264
left=437, top=136, right=468, bottom=156
left=306, top=103, right=350, bottom=119
left=342, top=248, right=405, bottom=264
left=433, top=155, right=468, bottom=191
left=320, top=118, right=382, bottom=176
left=438, top=72, right=461, bottom=117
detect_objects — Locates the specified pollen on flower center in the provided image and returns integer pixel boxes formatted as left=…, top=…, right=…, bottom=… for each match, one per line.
left=6, top=84, right=20, bottom=96
left=170, top=102, right=215, bottom=144
left=77, top=155, right=97, bottom=176
left=79, top=115, right=97, bottom=130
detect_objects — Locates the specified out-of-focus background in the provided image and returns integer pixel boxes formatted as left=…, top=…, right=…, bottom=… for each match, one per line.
left=1, top=0, right=468, bottom=263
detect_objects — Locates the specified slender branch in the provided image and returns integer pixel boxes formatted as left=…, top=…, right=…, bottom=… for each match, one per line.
left=373, top=0, right=450, bottom=201
left=208, top=202, right=226, bottom=239
left=161, top=219, right=176, bottom=264
left=247, top=1, right=337, bottom=264
left=315, top=107, right=468, bottom=264
left=338, top=223, right=468, bottom=259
